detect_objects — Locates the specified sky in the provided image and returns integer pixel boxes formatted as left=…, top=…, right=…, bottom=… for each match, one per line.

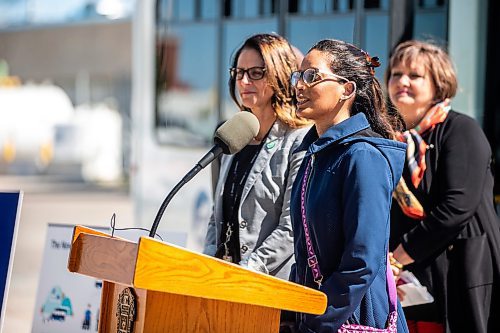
left=0, top=0, right=135, bottom=26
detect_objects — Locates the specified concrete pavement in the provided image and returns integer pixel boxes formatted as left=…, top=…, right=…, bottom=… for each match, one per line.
left=0, top=175, right=133, bottom=333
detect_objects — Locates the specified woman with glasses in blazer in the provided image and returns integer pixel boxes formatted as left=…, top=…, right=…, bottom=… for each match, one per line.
left=203, top=33, right=310, bottom=280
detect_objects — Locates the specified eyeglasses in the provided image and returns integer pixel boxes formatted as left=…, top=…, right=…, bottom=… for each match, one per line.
left=290, top=68, right=349, bottom=88
left=229, top=67, right=266, bottom=81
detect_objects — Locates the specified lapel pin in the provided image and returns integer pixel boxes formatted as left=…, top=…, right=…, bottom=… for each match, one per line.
left=265, top=140, right=277, bottom=150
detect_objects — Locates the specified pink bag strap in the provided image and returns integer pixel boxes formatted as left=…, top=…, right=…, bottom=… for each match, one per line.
left=300, top=157, right=397, bottom=313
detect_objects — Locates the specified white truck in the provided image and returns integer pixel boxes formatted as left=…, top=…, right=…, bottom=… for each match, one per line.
left=0, top=83, right=123, bottom=182
left=0, top=84, right=73, bottom=173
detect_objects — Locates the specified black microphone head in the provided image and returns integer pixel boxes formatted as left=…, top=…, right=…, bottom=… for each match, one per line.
left=214, top=111, right=260, bottom=154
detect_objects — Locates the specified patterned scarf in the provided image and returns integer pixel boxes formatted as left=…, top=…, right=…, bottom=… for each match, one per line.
left=393, top=100, right=450, bottom=219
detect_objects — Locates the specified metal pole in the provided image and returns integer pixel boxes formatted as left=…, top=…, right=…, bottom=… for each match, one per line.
left=216, top=1, right=225, bottom=122
left=278, top=0, right=289, bottom=37
left=353, top=0, right=365, bottom=47
left=389, top=0, right=415, bottom=53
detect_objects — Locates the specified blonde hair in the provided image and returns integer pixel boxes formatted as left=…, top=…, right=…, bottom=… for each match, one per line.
left=229, top=33, right=309, bottom=128
left=386, top=40, right=457, bottom=101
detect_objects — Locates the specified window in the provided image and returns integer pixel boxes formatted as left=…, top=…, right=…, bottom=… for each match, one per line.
left=221, top=20, right=279, bottom=118
left=288, top=0, right=299, bottom=13
left=153, top=0, right=448, bottom=146
left=364, top=0, right=380, bottom=9
left=224, top=0, right=231, bottom=17
left=414, top=0, right=448, bottom=41
left=418, top=0, right=446, bottom=9
left=155, top=7, right=218, bottom=145
left=259, top=0, right=276, bottom=16
left=199, top=0, right=219, bottom=20
left=176, top=0, right=195, bottom=20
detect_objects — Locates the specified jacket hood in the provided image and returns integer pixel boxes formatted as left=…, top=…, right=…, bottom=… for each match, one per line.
left=298, top=113, right=406, bottom=189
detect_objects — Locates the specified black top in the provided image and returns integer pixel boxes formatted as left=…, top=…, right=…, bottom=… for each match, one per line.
left=389, top=110, right=500, bottom=332
left=215, top=143, right=262, bottom=263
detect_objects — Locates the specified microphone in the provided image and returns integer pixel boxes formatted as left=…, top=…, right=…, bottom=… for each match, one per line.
left=148, top=111, right=260, bottom=238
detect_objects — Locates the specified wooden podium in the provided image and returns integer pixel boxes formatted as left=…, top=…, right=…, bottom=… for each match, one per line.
left=68, top=225, right=327, bottom=333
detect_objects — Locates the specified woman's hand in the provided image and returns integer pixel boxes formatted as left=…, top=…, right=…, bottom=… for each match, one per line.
left=389, top=253, right=408, bottom=301
left=391, top=245, right=415, bottom=302
left=393, top=244, right=414, bottom=266
left=389, top=252, right=403, bottom=280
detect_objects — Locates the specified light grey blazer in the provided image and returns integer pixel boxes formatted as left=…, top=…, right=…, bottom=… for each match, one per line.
left=203, top=119, right=309, bottom=280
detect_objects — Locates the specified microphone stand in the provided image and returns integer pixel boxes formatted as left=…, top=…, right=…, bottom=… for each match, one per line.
left=148, top=145, right=224, bottom=238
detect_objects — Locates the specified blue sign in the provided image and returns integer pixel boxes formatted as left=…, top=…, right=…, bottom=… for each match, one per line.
left=0, top=191, right=22, bottom=326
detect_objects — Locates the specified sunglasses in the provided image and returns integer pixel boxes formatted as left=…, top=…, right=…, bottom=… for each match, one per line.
left=229, top=67, right=266, bottom=81
left=291, top=68, right=349, bottom=88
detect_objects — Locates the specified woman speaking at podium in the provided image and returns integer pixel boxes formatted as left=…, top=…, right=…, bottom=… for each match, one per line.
left=288, top=39, right=409, bottom=332
left=203, top=33, right=310, bottom=280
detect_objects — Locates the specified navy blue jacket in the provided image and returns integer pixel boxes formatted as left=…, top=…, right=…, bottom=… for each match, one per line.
left=290, top=113, right=409, bottom=333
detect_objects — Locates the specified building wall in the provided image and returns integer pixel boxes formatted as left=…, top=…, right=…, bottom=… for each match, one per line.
left=0, top=20, right=134, bottom=176
left=0, top=20, right=131, bottom=81
left=0, top=20, right=132, bottom=114
left=448, top=0, right=487, bottom=123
